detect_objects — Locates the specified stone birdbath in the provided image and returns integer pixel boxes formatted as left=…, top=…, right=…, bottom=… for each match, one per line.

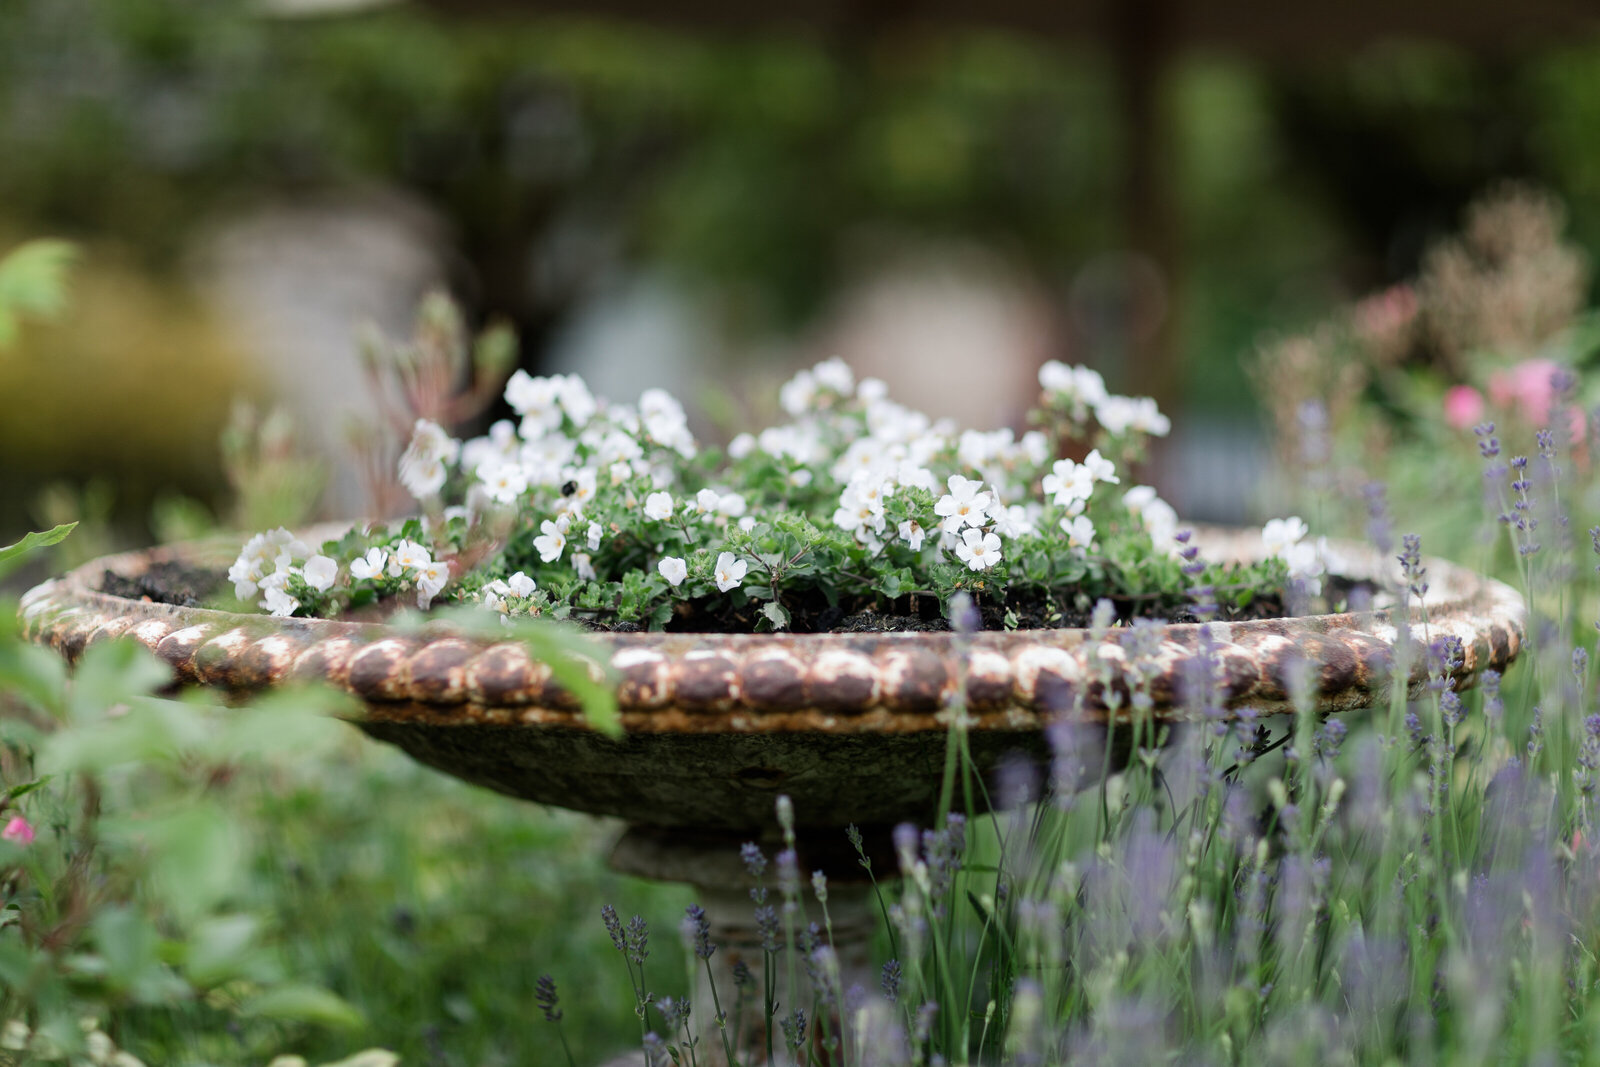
left=20, top=525, right=1524, bottom=1062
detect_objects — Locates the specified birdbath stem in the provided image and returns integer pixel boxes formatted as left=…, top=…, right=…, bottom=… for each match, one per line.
left=610, top=825, right=890, bottom=1066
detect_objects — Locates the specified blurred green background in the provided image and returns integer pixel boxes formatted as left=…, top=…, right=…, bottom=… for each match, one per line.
left=7, top=0, right=1600, bottom=547
left=6, top=4, right=1600, bottom=1062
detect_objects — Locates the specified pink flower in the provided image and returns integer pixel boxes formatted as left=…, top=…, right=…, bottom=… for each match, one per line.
left=2, top=816, right=34, bottom=846
left=1442, top=385, right=1486, bottom=431
left=1488, top=358, right=1562, bottom=428
left=1352, top=284, right=1417, bottom=343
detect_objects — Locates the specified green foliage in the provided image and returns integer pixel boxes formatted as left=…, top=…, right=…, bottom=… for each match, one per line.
left=0, top=522, right=76, bottom=580
left=231, top=355, right=1305, bottom=635
left=0, top=240, right=75, bottom=349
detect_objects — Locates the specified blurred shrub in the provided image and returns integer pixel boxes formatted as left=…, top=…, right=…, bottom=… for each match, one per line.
left=1251, top=184, right=1600, bottom=573
left=0, top=248, right=247, bottom=542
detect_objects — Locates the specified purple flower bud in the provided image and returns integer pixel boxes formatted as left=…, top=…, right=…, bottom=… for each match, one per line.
left=601, top=904, right=624, bottom=952
left=684, top=904, right=714, bottom=960
left=881, top=958, right=902, bottom=1001
left=535, top=974, right=563, bottom=1022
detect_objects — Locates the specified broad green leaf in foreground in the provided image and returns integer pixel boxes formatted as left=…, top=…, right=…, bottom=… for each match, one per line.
left=0, top=522, right=77, bottom=579
left=243, top=984, right=367, bottom=1031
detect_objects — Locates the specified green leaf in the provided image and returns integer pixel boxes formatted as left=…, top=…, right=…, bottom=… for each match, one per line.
left=134, top=802, right=245, bottom=922
left=0, top=240, right=76, bottom=348
left=3, top=777, right=51, bottom=804
left=66, top=639, right=174, bottom=724
left=182, top=914, right=268, bottom=988
left=0, top=642, right=67, bottom=716
left=88, top=906, right=186, bottom=1002
left=318, top=1052, right=401, bottom=1067
left=0, top=522, right=77, bottom=579
left=761, top=601, right=791, bottom=631
left=244, top=984, right=366, bottom=1031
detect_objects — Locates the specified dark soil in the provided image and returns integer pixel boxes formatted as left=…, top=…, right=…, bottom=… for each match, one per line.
left=115, top=562, right=1381, bottom=633
left=643, top=584, right=1291, bottom=635
left=100, top=561, right=224, bottom=609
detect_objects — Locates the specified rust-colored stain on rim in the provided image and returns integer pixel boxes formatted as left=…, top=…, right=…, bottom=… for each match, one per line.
left=19, top=527, right=1526, bottom=734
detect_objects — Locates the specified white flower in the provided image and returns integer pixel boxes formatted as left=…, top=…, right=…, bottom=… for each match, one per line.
left=988, top=502, right=1037, bottom=539
left=694, top=487, right=722, bottom=516
left=1017, top=430, right=1049, bottom=468
left=302, top=555, right=338, bottom=593
left=738, top=516, right=757, bottom=532
left=955, top=527, right=1003, bottom=571
left=1061, top=514, right=1096, bottom=551
left=461, top=419, right=519, bottom=475
left=479, top=457, right=529, bottom=504
left=520, top=435, right=578, bottom=485
left=572, top=552, right=598, bottom=582
left=349, top=547, right=387, bottom=581
left=1, top=1021, right=28, bottom=1053
left=473, top=457, right=524, bottom=508
left=1124, top=487, right=1179, bottom=553
left=1041, top=459, right=1095, bottom=508
left=1283, top=540, right=1323, bottom=579
left=505, top=370, right=565, bottom=435
left=415, top=560, right=451, bottom=609
left=779, top=369, right=817, bottom=416
left=1131, top=397, right=1170, bottom=436
left=728, top=433, right=756, bottom=459
left=717, top=492, right=747, bottom=518
left=398, top=419, right=460, bottom=500
left=261, top=584, right=299, bottom=618
left=555, top=374, right=597, bottom=427
left=582, top=522, right=601, bottom=551
left=714, top=552, right=748, bottom=592
left=934, top=475, right=993, bottom=533
left=639, top=388, right=697, bottom=456
left=228, top=528, right=305, bottom=599
left=899, top=519, right=926, bottom=551
left=1080, top=449, right=1119, bottom=485
left=392, top=539, right=433, bottom=573
left=609, top=460, right=634, bottom=486
left=659, top=556, right=688, bottom=587
left=812, top=357, right=855, bottom=395
left=1264, top=517, right=1324, bottom=593
left=507, top=571, right=537, bottom=597
left=644, top=491, right=675, bottom=520
left=858, top=377, right=889, bottom=402
left=1122, top=485, right=1158, bottom=512
left=534, top=518, right=568, bottom=563
left=1095, top=395, right=1167, bottom=437
left=1262, top=517, right=1311, bottom=557
left=1038, top=361, right=1108, bottom=418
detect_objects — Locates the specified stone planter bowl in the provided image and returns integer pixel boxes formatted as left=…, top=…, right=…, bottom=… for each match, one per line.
left=20, top=526, right=1524, bottom=837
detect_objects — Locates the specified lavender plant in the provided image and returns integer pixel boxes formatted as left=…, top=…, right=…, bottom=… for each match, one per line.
left=540, top=368, right=1600, bottom=1066
left=229, top=354, right=1320, bottom=632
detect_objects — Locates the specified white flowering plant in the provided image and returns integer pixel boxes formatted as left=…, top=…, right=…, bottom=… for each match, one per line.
left=228, top=358, right=1327, bottom=631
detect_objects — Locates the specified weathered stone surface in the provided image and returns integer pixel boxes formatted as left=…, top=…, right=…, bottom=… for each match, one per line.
left=20, top=525, right=1527, bottom=832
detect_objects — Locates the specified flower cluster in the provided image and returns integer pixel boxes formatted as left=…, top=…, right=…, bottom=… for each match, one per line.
left=229, top=358, right=1307, bottom=629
